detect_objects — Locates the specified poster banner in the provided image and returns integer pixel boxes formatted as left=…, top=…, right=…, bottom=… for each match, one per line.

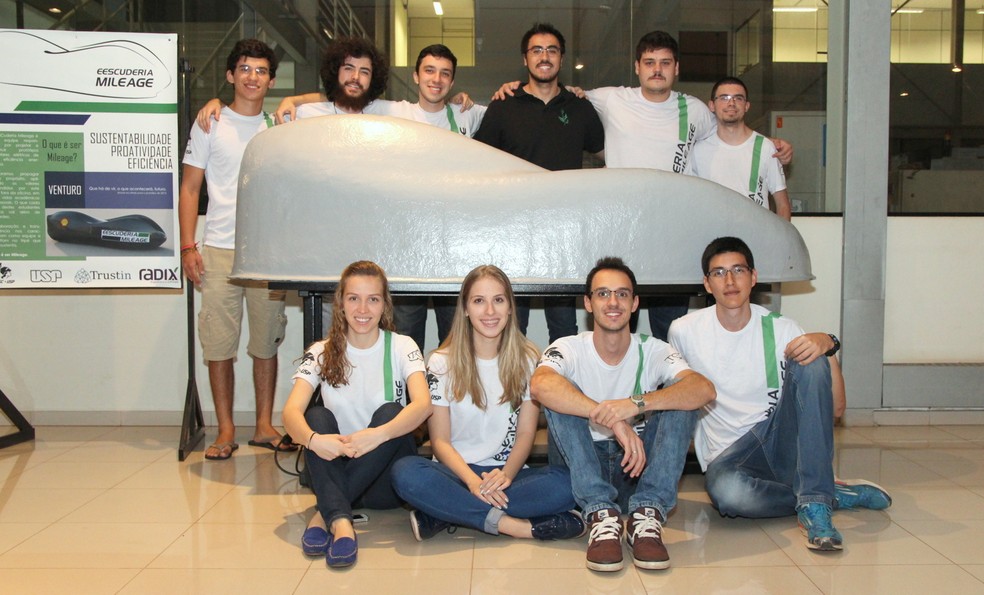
left=0, top=29, right=179, bottom=289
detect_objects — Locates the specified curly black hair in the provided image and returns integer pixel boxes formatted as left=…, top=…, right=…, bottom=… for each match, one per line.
left=320, top=37, right=389, bottom=102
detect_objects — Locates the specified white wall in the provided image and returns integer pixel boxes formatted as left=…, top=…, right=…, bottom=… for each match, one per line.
left=0, top=216, right=981, bottom=425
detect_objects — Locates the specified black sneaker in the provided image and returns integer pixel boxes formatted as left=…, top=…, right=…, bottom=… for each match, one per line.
left=530, top=510, right=587, bottom=540
left=410, top=509, right=452, bottom=542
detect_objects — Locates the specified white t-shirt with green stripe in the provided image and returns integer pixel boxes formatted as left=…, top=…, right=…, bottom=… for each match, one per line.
left=668, top=304, right=803, bottom=471
left=691, top=131, right=787, bottom=209
left=292, top=331, right=425, bottom=436
left=537, top=331, right=692, bottom=441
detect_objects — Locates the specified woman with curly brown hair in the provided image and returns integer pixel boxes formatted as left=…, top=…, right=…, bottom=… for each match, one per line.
left=283, top=260, right=429, bottom=568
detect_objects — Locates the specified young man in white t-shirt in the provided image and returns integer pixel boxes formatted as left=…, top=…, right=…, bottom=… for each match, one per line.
left=180, top=39, right=291, bottom=461
left=531, top=257, right=715, bottom=572
left=691, top=77, right=791, bottom=220
left=668, top=237, right=891, bottom=551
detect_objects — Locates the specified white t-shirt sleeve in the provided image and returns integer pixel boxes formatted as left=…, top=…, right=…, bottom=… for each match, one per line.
left=537, top=338, right=575, bottom=378
left=182, top=121, right=211, bottom=170
left=292, top=342, right=324, bottom=390
left=427, top=351, right=451, bottom=407
left=642, top=339, right=692, bottom=390
left=761, top=137, right=788, bottom=194
left=395, top=333, right=426, bottom=382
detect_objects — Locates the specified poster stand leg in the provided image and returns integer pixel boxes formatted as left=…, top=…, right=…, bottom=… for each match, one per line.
left=0, top=386, right=35, bottom=449
left=178, top=278, right=205, bottom=461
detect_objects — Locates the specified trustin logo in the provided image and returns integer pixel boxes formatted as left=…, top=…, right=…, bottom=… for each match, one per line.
left=30, top=269, right=62, bottom=283
left=0, top=262, right=12, bottom=280
left=74, top=269, right=131, bottom=283
left=139, top=267, right=178, bottom=282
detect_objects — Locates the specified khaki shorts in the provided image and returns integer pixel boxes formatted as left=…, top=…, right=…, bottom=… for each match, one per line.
left=199, top=245, right=287, bottom=361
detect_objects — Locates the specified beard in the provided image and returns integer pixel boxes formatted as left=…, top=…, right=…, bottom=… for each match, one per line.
left=332, top=85, right=372, bottom=113
left=528, top=62, right=559, bottom=84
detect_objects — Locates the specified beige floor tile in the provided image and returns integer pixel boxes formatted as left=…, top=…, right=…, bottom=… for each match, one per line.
left=0, top=568, right=140, bottom=595
left=669, top=506, right=797, bottom=567
left=0, top=487, right=103, bottom=523
left=895, top=519, right=984, bottom=564
left=800, top=564, right=984, bottom=595
left=472, top=567, right=648, bottom=594
left=148, top=521, right=312, bottom=569
left=0, top=446, right=75, bottom=482
left=471, top=534, right=586, bottom=569
left=54, top=440, right=173, bottom=464
left=0, top=523, right=48, bottom=555
left=888, top=486, right=984, bottom=520
left=295, top=567, right=473, bottom=595
left=199, top=485, right=315, bottom=524
left=892, top=446, right=984, bottom=463
left=963, top=565, right=984, bottom=583
left=835, top=456, right=958, bottom=490
left=916, top=460, right=984, bottom=488
left=94, top=426, right=188, bottom=442
left=833, top=427, right=876, bottom=447
left=638, top=566, right=821, bottom=594
left=356, top=525, right=478, bottom=569
left=62, top=487, right=229, bottom=524
left=936, top=426, right=984, bottom=441
left=0, top=522, right=188, bottom=568
left=10, top=460, right=151, bottom=489
left=118, top=568, right=306, bottom=595
left=760, top=515, right=950, bottom=566
left=116, top=455, right=258, bottom=491
left=847, top=425, right=968, bottom=444
left=31, top=426, right=115, bottom=442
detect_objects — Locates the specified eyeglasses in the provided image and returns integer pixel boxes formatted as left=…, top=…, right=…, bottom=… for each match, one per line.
left=527, top=46, right=561, bottom=57
left=236, top=64, right=271, bottom=77
left=706, top=265, right=751, bottom=279
left=713, top=94, right=746, bottom=104
left=590, top=288, right=633, bottom=300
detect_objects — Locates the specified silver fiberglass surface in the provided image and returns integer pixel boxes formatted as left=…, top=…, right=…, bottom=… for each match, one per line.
left=230, top=115, right=811, bottom=286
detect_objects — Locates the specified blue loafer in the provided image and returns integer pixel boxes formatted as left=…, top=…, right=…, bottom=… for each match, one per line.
left=326, top=534, right=358, bottom=568
left=301, top=526, right=329, bottom=556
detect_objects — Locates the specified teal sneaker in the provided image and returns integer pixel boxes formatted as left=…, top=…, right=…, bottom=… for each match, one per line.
left=834, top=479, right=892, bottom=510
left=797, top=503, right=843, bottom=551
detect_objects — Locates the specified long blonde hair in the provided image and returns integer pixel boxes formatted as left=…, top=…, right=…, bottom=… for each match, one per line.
left=319, top=260, right=396, bottom=387
left=436, top=265, right=539, bottom=410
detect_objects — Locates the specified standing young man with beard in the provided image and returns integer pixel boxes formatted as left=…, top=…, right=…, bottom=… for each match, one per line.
left=474, top=23, right=605, bottom=344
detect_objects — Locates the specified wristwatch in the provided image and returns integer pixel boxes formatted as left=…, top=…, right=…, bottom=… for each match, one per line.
left=630, top=394, right=646, bottom=411
left=825, top=334, right=841, bottom=357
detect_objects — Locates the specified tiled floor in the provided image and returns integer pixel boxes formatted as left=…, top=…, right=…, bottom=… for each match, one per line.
left=3, top=425, right=984, bottom=594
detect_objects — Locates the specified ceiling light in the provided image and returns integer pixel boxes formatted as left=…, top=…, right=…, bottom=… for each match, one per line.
left=952, top=64, right=963, bottom=73
left=575, top=62, right=584, bottom=70
left=49, top=7, right=62, bottom=13
left=895, top=9, right=924, bottom=14
left=899, top=91, right=909, bottom=97
left=773, top=7, right=818, bottom=13
left=433, top=2, right=443, bottom=16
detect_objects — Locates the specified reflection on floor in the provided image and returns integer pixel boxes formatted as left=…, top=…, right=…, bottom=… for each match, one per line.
left=2, top=425, right=984, bottom=594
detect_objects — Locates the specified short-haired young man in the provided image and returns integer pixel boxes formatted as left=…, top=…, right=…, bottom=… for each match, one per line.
left=668, top=237, right=891, bottom=551
left=691, top=78, right=792, bottom=220
left=531, top=257, right=714, bottom=572
left=180, top=39, right=293, bottom=460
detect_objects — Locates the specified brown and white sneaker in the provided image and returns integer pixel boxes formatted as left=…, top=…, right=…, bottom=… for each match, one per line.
left=626, top=507, right=670, bottom=570
left=585, top=508, right=624, bottom=572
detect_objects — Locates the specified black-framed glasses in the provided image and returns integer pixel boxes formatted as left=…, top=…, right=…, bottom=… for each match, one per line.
left=706, top=265, right=751, bottom=279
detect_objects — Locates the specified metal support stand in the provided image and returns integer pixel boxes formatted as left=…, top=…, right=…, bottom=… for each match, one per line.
left=178, top=277, right=206, bottom=461
left=0, top=386, right=34, bottom=449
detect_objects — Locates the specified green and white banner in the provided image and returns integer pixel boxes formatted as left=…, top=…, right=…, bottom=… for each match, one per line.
left=0, top=29, right=179, bottom=288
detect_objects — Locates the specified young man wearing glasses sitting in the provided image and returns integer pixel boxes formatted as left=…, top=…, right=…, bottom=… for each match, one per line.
left=668, top=237, right=891, bottom=552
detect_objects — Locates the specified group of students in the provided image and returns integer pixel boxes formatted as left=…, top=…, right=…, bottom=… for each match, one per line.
left=180, top=31, right=893, bottom=573
left=280, top=242, right=893, bottom=572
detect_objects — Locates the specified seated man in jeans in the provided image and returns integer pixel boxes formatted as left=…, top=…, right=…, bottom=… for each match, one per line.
left=531, top=257, right=715, bottom=572
left=668, top=236, right=891, bottom=551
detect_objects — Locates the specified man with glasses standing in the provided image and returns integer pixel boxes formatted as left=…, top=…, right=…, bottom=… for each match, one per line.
left=692, top=77, right=791, bottom=221
left=474, top=22, right=604, bottom=343
left=531, top=257, right=714, bottom=572
left=668, top=237, right=891, bottom=552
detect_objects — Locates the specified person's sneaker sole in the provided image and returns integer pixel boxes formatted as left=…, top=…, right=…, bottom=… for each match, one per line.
left=586, top=558, right=625, bottom=572
left=799, top=526, right=843, bottom=551
left=632, top=556, right=670, bottom=570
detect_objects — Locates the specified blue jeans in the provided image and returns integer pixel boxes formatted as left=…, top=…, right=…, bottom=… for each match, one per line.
left=545, top=408, right=696, bottom=520
left=515, top=297, right=578, bottom=344
left=646, top=296, right=689, bottom=342
left=393, top=297, right=456, bottom=351
left=704, top=357, right=835, bottom=518
left=391, top=458, right=576, bottom=534
left=305, top=403, right=416, bottom=526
